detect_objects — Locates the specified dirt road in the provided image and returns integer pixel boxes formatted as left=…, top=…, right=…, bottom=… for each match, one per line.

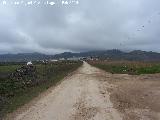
left=7, top=62, right=122, bottom=120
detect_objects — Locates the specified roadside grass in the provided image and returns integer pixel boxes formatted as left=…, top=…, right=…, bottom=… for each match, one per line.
left=4, top=73, right=67, bottom=113
left=89, top=60, right=160, bottom=75
left=0, top=61, right=82, bottom=118
left=0, top=65, right=22, bottom=73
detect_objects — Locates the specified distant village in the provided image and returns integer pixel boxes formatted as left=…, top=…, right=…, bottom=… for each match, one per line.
left=38, top=56, right=99, bottom=63
left=51, top=56, right=99, bottom=61
left=25, top=56, right=99, bottom=66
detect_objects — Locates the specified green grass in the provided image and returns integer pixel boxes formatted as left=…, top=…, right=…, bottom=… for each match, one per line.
left=0, top=65, right=22, bottom=73
left=89, top=61, right=160, bottom=75
left=137, top=65, right=160, bottom=74
left=0, top=61, right=82, bottom=118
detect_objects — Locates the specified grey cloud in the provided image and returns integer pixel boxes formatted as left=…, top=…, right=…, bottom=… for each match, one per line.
left=0, top=0, right=160, bottom=54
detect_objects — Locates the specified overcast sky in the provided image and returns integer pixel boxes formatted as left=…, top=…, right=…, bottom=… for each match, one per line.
left=0, top=0, right=160, bottom=54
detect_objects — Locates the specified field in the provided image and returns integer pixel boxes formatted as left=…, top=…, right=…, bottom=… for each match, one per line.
left=89, top=60, right=160, bottom=75
left=89, top=60, right=160, bottom=120
left=0, top=61, right=82, bottom=118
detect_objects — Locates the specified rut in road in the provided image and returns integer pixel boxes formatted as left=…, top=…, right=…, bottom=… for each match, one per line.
left=7, top=62, right=122, bottom=120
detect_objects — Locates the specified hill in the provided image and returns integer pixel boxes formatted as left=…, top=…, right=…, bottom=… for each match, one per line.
left=0, top=53, right=53, bottom=62
left=0, top=50, right=160, bottom=62
left=54, top=50, right=160, bottom=61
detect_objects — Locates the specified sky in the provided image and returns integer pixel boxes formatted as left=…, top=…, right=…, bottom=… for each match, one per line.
left=0, top=0, right=160, bottom=54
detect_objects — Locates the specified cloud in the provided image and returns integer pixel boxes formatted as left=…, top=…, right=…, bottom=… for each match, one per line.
left=0, top=0, right=160, bottom=54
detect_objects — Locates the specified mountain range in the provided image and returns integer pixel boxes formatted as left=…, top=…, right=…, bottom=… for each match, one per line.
left=0, top=50, right=160, bottom=62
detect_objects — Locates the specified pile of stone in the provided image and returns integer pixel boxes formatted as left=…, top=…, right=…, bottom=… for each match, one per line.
left=9, top=65, right=37, bottom=88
